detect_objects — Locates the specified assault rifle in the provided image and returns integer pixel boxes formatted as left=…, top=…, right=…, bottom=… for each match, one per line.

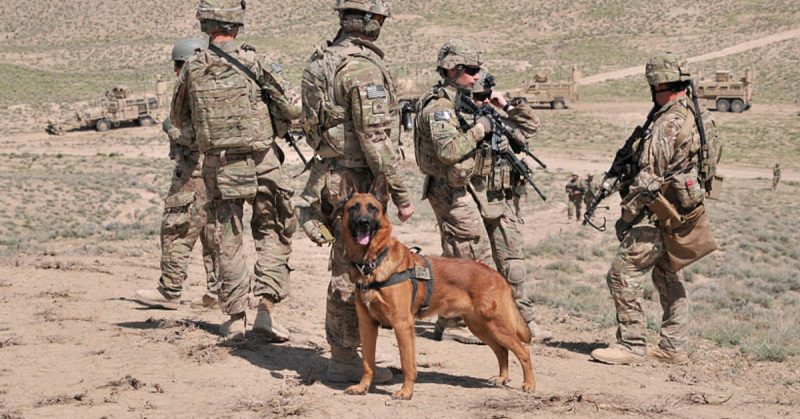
left=689, top=80, right=711, bottom=194
left=455, top=92, right=548, bottom=201
left=582, top=106, right=658, bottom=231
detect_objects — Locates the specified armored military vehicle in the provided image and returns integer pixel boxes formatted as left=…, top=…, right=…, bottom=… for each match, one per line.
left=695, top=70, right=754, bottom=113
left=46, top=85, right=160, bottom=135
left=510, top=66, right=580, bottom=110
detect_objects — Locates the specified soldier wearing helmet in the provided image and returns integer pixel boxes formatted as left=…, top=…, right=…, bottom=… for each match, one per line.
left=591, top=52, right=721, bottom=366
left=470, top=73, right=553, bottom=342
left=295, top=0, right=414, bottom=384
left=166, top=0, right=301, bottom=342
left=136, top=38, right=218, bottom=312
left=411, top=39, right=493, bottom=345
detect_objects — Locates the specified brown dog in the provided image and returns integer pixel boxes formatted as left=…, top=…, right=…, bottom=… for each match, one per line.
left=337, top=174, right=535, bottom=400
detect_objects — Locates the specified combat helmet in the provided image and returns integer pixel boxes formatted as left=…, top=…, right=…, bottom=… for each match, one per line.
left=197, top=0, right=246, bottom=34
left=645, top=52, right=691, bottom=86
left=172, top=38, right=208, bottom=63
left=437, top=39, right=483, bottom=70
left=334, top=0, right=392, bottom=17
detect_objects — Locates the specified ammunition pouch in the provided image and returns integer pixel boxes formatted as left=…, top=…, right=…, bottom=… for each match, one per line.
left=215, top=153, right=257, bottom=200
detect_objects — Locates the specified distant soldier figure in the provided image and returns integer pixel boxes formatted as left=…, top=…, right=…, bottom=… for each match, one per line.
left=583, top=173, right=597, bottom=208
left=168, top=0, right=301, bottom=341
left=772, top=163, right=781, bottom=191
left=565, top=173, right=584, bottom=221
left=135, top=38, right=218, bottom=311
left=296, top=0, right=414, bottom=383
left=591, top=53, right=721, bottom=366
left=470, top=74, right=552, bottom=341
left=414, top=39, right=494, bottom=345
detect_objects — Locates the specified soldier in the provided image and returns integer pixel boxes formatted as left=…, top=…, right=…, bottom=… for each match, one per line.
left=135, top=38, right=218, bottom=311
left=470, top=74, right=552, bottom=341
left=565, top=173, right=584, bottom=221
left=296, top=0, right=414, bottom=383
left=591, top=53, right=720, bottom=366
left=414, top=39, right=494, bottom=344
left=168, top=0, right=301, bottom=341
left=583, top=173, right=597, bottom=209
left=772, top=163, right=781, bottom=191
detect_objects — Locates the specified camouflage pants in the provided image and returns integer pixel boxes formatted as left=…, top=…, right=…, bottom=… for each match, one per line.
left=606, top=222, right=688, bottom=352
left=567, top=198, right=582, bottom=221
left=772, top=176, right=780, bottom=191
left=483, top=199, right=535, bottom=323
left=202, top=146, right=296, bottom=315
left=159, top=154, right=216, bottom=298
left=320, top=167, right=375, bottom=354
left=426, top=176, right=493, bottom=265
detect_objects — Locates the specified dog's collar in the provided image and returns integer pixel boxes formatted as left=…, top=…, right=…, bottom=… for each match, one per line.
left=351, top=246, right=390, bottom=277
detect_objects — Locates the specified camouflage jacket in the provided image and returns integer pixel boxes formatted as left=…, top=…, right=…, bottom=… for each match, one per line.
left=565, top=179, right=584, bottom=200
left=622, top=96, right=713, bottom=218
left=415, top=83, right=486, bottom=188
left=774, top=167, right=781, bottom=178
left=171, top=40, right=299, bottom=154
left=483, top=102, right=540, bottom=192
left=323, top=36, right=409, bottom=207
left=582, top=178, right=596, bottom=202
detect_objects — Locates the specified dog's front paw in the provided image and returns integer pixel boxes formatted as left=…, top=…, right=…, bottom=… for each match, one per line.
left=391, top=387, right=413, bottom=400
left=521, top=382, right=535, bottom=393
left=488, top=375, right=509, bottom=387
left=345, top=384, right=369, bottom=395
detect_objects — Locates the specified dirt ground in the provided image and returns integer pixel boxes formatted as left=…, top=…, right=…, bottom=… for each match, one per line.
left=1, top=112, right=799, bottom=418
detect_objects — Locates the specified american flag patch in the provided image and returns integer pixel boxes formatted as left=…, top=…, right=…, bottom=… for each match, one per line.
left=366, top=85, right=387, bottom=99
left=271, top=63, right=283, bottom=73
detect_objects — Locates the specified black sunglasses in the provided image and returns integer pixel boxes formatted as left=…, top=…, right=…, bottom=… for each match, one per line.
left=461, top=66, right=481, bottom=76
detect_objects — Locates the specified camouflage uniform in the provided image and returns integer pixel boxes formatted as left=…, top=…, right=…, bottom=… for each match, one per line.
left=298, top=30, right=410, bottom=354
left=565, top=176, right=584, bottom=221
left=416, top=82, right=493, bottom=265
left=772, top=164, right=781, bottom=191
left=472, top=102, right=541, bottom=323
left=602, top=53, right=720, bottom=358
left=172, top=38, right=299, bottom=317
left=157, top=118, right=216, bottom=298
left=582, top=176, right=596, bottom=207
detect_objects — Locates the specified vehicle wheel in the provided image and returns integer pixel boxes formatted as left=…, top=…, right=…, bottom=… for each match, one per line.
left=138, top=116, right=155, bottom=126
left=730, top=99, right=745, bottom=113
left=716, top=99, right=731, bottom=112
left=551, top=100, right=566, bottom=110
left=95, top=119, right=111, bottom=132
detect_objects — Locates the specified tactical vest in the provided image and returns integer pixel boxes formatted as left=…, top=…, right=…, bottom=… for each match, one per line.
left=189, top=49, right=272, bottom=154
left=302, top=40, right=396, bottom=160
left=413, top=86, right=480, bottom=187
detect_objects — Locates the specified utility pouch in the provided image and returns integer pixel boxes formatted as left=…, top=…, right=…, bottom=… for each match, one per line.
left=447, top=158, right=475, bottom=188
left=647, top=193, right=683, bottom=232
left=707, top=174, right=725, bottom=200
left=217, top=155, right=257, bottom=200
left=660, top=204, right=718, bottom=271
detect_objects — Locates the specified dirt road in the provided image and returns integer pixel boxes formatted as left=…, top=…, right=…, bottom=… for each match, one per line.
left=578, top=28, right=800, bottom=85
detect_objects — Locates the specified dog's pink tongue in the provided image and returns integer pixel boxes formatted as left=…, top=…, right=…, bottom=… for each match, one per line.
left=357, top=233, right=370, bottom=246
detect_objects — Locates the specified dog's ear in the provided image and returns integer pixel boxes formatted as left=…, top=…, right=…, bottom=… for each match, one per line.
left=337, top=171, right=358, bottom=207
left=369, top=174, right=390, bottom=211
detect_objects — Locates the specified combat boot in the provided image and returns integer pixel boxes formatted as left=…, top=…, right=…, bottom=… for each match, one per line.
left=219, top=312, right=246, bottom=341
left=326, top=348, right=392, bottom=384
left=590, top=344, right=645, bottom=365
left=646, top=346, right=689, bottom=365
left=188, top=292, right=219, bottom=310
left=134, top=288, right=179, bottom=310
left=527, top=321, right=554, bottom=343
left=252, top=297, right=290, bottom=342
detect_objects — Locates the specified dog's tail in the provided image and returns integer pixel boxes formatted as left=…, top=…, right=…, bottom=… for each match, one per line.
left=513, top=304, right=532, bottom=343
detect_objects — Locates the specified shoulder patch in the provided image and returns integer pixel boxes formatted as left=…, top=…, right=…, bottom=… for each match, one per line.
left=365, top=84, right=387, bottom=99
left=434, top=110, right=452, bottom=121
left=271, top=63, right=283, bottom=74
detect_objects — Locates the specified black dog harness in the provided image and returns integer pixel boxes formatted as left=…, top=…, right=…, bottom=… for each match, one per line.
left=353, top=247, right=435, bottom=315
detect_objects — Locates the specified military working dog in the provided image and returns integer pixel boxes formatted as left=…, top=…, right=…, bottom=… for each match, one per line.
left=337, top=174, right=535, bottom=400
